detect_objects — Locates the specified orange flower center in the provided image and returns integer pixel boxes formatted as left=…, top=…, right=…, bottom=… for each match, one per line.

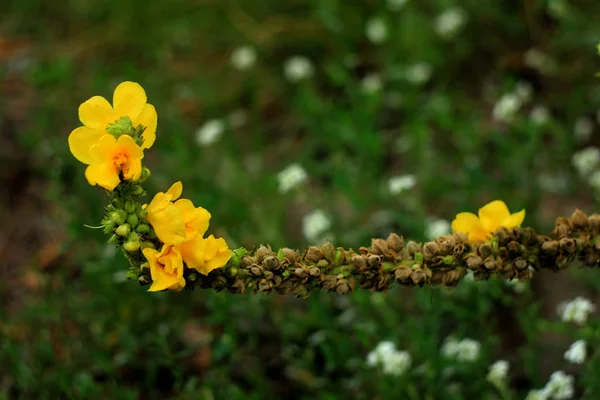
left=113, top=152, right=128, bottom=170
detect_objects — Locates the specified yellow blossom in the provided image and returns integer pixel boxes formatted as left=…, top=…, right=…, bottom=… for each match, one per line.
left=84, top=134, right=143, bottom=190
left=142, top=245, right=186, bottom=292
left=68, top=81, right=157, bottom=163
left=451, top=200, right=525, bottom=243
left=178, top=234, right=232, bottom=275
left=145, top=182, right=187, bottom=245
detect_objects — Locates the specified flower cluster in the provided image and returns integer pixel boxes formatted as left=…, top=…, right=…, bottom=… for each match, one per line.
left=68, top=82, right=232, bottom=292
left=366, top=341, right=412, bottom=376
left=451, top=200, right=525, bottom=243
left=441, top=336, right=480, bottom=362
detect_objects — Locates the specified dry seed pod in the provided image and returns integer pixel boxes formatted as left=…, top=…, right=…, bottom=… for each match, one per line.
left=387, top=233, right=404, bottom=251
left=371, top=238, right=389, bottom=256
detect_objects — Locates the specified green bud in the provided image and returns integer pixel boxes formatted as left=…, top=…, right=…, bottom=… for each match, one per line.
left=139, top=167, right=151, bottom=183
left=103, top=221, right=116, bottom=234
left=136, top=223, right=150, bottom=234
left=126, top=214, right=139, bottom=228
left=109, top=210, right=127, bottom=225
left=126, top=270, right=140, bottom=281
left=187, top=272, right=198, bottom=282
left=132, top=186, right=145, bottom=197
left=123, top=240, right=141, bottom=252
left=106, top=116, right=134, bottom=136
left=124, top=200, right=136, bottom=214
left=111, top=197, right=123, bottom=208
left=108, top=234, right=120, bottom=244
left=128, top=232, right=141, bottom=243
left=105, top=204, right=115, bottom=212
left=138, top=209, right=148, bottom=220
left=115, top=224, right=131, bottom=237
left=140, top=262, right=150, bottom=274
left=141, top=241, right=155, bottom=250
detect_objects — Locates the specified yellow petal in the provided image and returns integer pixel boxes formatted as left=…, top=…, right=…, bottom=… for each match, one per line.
left=117, top=135, right=144, bottom=160
left=204, top=249, right=233, bottom=275
left=89, top=134, right=118, bottom=161
left=112, top=81, right=147, bottom=122
left=174, top=200, right=211, bottom=238
left=201, top=235, right=232, bottom=275
left=135, top=103, right=157, bottom=149
left=68, top=126, right=107, bottom=164
left=478, top=200, right=510, bottom=233
left=123, top=157, right=142, bottom=181
left=145, top=246, right=185, bottom=292
left=178, top=235, right=206, bottom=271
left=451, top=212, right=488, bottom=243
left=79, top=96, right=117, bottom=130
left=166, top=181, right=183, bottom=201
left=85, top=162, right=119, bottom=190
left=147, top=205, right=188, bottom=245
left=503, top=209, right=526, bottom=228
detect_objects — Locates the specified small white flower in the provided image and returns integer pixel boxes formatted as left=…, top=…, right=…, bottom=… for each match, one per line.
left=366, top=18, right=387, bottom=44
left=388, top=175, right=416, bottom=195
left=572, top=147, right=600, bottom=177
left=367, top=341, right=396, bottom=366
left=441, top=337, right=480, bottom=362
left=574, top=117, right=594, bottom=142
left=366, top=341, right=411, bottom=376
left=558, top=296, right=596, bottom=325
left=277, top=163, right=308, bottom=193
left=544, top=371, right=574, bottom=400
left=434, top=8, right=467, bottom=39
left=505, top=279, right=528, bottom=293
left=228, top=109, right=248, bottom=129
left=284, top=56, right=314, bottom=82
left=530, top=106, right=551, bottom=125
left=405, top=63, right=433, bottom=85
left=230, top=46, right=257, bottom=71
left=195, top=119, right=225, bottom=146
left=515, top=81, right=533, bottom=103
left=441, top=337, right=460, bottom=358
left=486, top=360, right=509, bottom=388
left=564, top=340, right=586, bottom=364
left=387, top=0, right=408, bottom=11
left=426, top=218, right=450, bottom=239
left=526, top=389, right=551, bottom=400
left=362, top=74, right=382, bottom=93
left=303, top=210, right=332, bottom=243
left=493, top=93, right=521, bottom=122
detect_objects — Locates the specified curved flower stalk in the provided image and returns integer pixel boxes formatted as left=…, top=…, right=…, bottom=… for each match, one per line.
left=70, top=82, right=600, bottom=296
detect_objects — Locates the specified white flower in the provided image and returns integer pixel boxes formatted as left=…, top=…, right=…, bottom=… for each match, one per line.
left=284, top=56, right=314, bottom=82
left=486, top=360, right=509, bottom=388
left=526, top=389, right=551, bottom=400
left=558, top=296, right=596, bottom=325
left=230, top=46, right=257, bottom=71
left=441, top=337, right=480, bottom=362
left=493, top=93, right=521, bottom=122
left=572, top=147, right=600, bottom=177
left=574, top=117, right=594, bottom=142
left=589, top=170, right=600, bottom=192
left=303, top=210, right=332, bottom=243
left=505, top=279, right=527, bottom=293
left=564, top=340, right=586, bottom=364
left=387, top=0, right=408, bottom=11
left=366, top=341, right=411, bottom=376
left=405, top=63, right=433, bottom=85
left=530, top=106, right=551, bottom=125
left=195, top=119, right=225, bottom=146
left=434, top=8, right=467, bottom=39
left=388, top=175, right=416, bottom=195
left=544, top=371, right=574, bottom=399
left=426, top=218, right=450, bottom=239
left=277, top=163, right=308, bottom=193
left=366, top=18, right=387, bottom=44
left=362, top=74, right=382, bottom=93
left=515, top=81, right=533, bottom=103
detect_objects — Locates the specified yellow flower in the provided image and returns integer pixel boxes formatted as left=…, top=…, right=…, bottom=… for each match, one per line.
left=145, top=182, right=187, bottom=245
left=68, top=81, right=157, bottom=163
left=451, top=200, right=525, bottom=243
left=178, top=234, right=233, bottom=275
left=84, top=134, right=143, bottom=190
left=174, top=198, right=211, bottom=241
left=142, top=245, right=186, bottom=292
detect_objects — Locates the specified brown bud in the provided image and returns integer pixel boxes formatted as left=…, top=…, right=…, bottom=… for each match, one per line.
left=255, top=245, right=271, bottom=262
left=316, top=259, right=329, bottom=268
left=559, top=238, right=577, bottom=254
left=264, top=256, right=279, bottom=270
left=443, top=268, right=465, bottom=287
left=387, top=233, right=404, bottom=251
left=406, top=241, right=422, bottom=256
left=273, top=275, right=283, bottom=286
left=571, top=209, right=589, bottom=229
left=350, top=255, right=367, bottom=269
left=473, top=270, right=489, bottom=281
left=483, top=257, right=497, bottom=270
left=240, top=256, right=254, bottom=268
left=376, top=275, right=392, bottom=290
left=294, top=268, right=307, bottom=279
left=517, top=269, right=533, bottom=281
left=478, top=243, right=492, bottom=258
left=430, top=270, right=444, bottom=284
left=395, top=267, right=412, bottom=282
left=371, top=239, right=389, bottom=256
left=452, top=232, right=468, bottom=244
left=321, top=242, right=336, bottom=261
left=263, top=270, right=274, bottom=279
left=322, top=275, right=337, bottom=290
left=495, top=227, right=508, bottom=242
left=507, top=241, right=521, bottom=253
left=282, top=248, right=299, bottom=263
left=309, top=267, right=321, bottom=278
left=258, top=279, right=272, bottom=292
left=589, top=214, right=600, bottom=231
left=554, top=220, right=570, bottom=239
left=513, top=258, right=527, bottom=270
left=306, top=246, right=324, bottom=263
left=411, top=268, right=427, bottom=285
left=466, top=256, right=483, bottom=270
left=583, top=250, right=599, bottom=266
left=367, top=254, right=382, bottom=267
left=211, top=276, right=228, bottom=291
left=336, top=279, right=351, bottom=295
left=250, top=264, right=264, bottom=277
left=542, top=240, right=559, bottom=256
left=423, top=242, right=440, bottom=259
left=439, top=237, right=456, bottom=254
left=229, top=278, right=246, bottom=294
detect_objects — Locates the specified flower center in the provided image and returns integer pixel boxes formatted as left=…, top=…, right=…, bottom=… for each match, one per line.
left=113, top=152, right=128, bottom=170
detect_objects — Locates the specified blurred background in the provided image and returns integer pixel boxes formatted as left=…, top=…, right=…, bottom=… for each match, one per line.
left=2, top=0, right=600, bottom=398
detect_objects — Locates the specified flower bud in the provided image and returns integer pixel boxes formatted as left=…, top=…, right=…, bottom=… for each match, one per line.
left=111, top=197, right=123, bottom=208
left=336, top=279, right=351, bottom=295
left=103, top=221, right=116, bottom=234
left=367, top=254, right=382, bottom=266
left=411, top=268, right=427, bottom=285
left=483, top=257, right=497, bottom=270
left=264, top=256, right=279, bottom=270
left=406, top=241, right=422, bottom=256
left=116, top=224, right=131, bottom=237
left=107, top=234, right=120, bottom=244
left=136, top=223, right=150, bottom=234
left=123, top=240, right=140, bottom=252
left=386, top=233, right=404, bottom=251
left=187, top=272, right=198, bottom=282
left=466, top=255, right=483, bottom=270
left=423, top=242, right=439, bottom=258
left=250, top=264, right=264, bottom=276
left=141, top=241, right=155, bottom=250
left=124, top=200, right=137, bottom=214
left=126, top=214, right=139, bottom=229
left=306, top=246, right=324, bottom=263
left=478, top=243, right=492, bottom=258
left=109, top=210, right=127, bottom=225
left=138, top=208, right=148, bottom=220
left=295, top=268, right=307, bottom=279
left=395, top=267, right=412, bottom=282
left=132, top=185, right=145, bottom=197
left=541, top=240, right=558, bottom=255
left=513, top=258, right=527, bottom=270
left=140, top=262, right=150, bottom=273
left=371, top=238, right=389, bottom=256
left=139, top=167, right=151, bottom=183
left=350, top=255, right=367, bottom=269
left=571, top=209, right=589, bottom=229
left=559, top=238, right=577, bottom=253
left=321, top=242, right=336, bottom=261
left=309, top=267, right=321, bottom=278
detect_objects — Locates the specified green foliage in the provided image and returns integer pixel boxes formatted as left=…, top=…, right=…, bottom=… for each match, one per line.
left=2, top=0, right=600, bottom=398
